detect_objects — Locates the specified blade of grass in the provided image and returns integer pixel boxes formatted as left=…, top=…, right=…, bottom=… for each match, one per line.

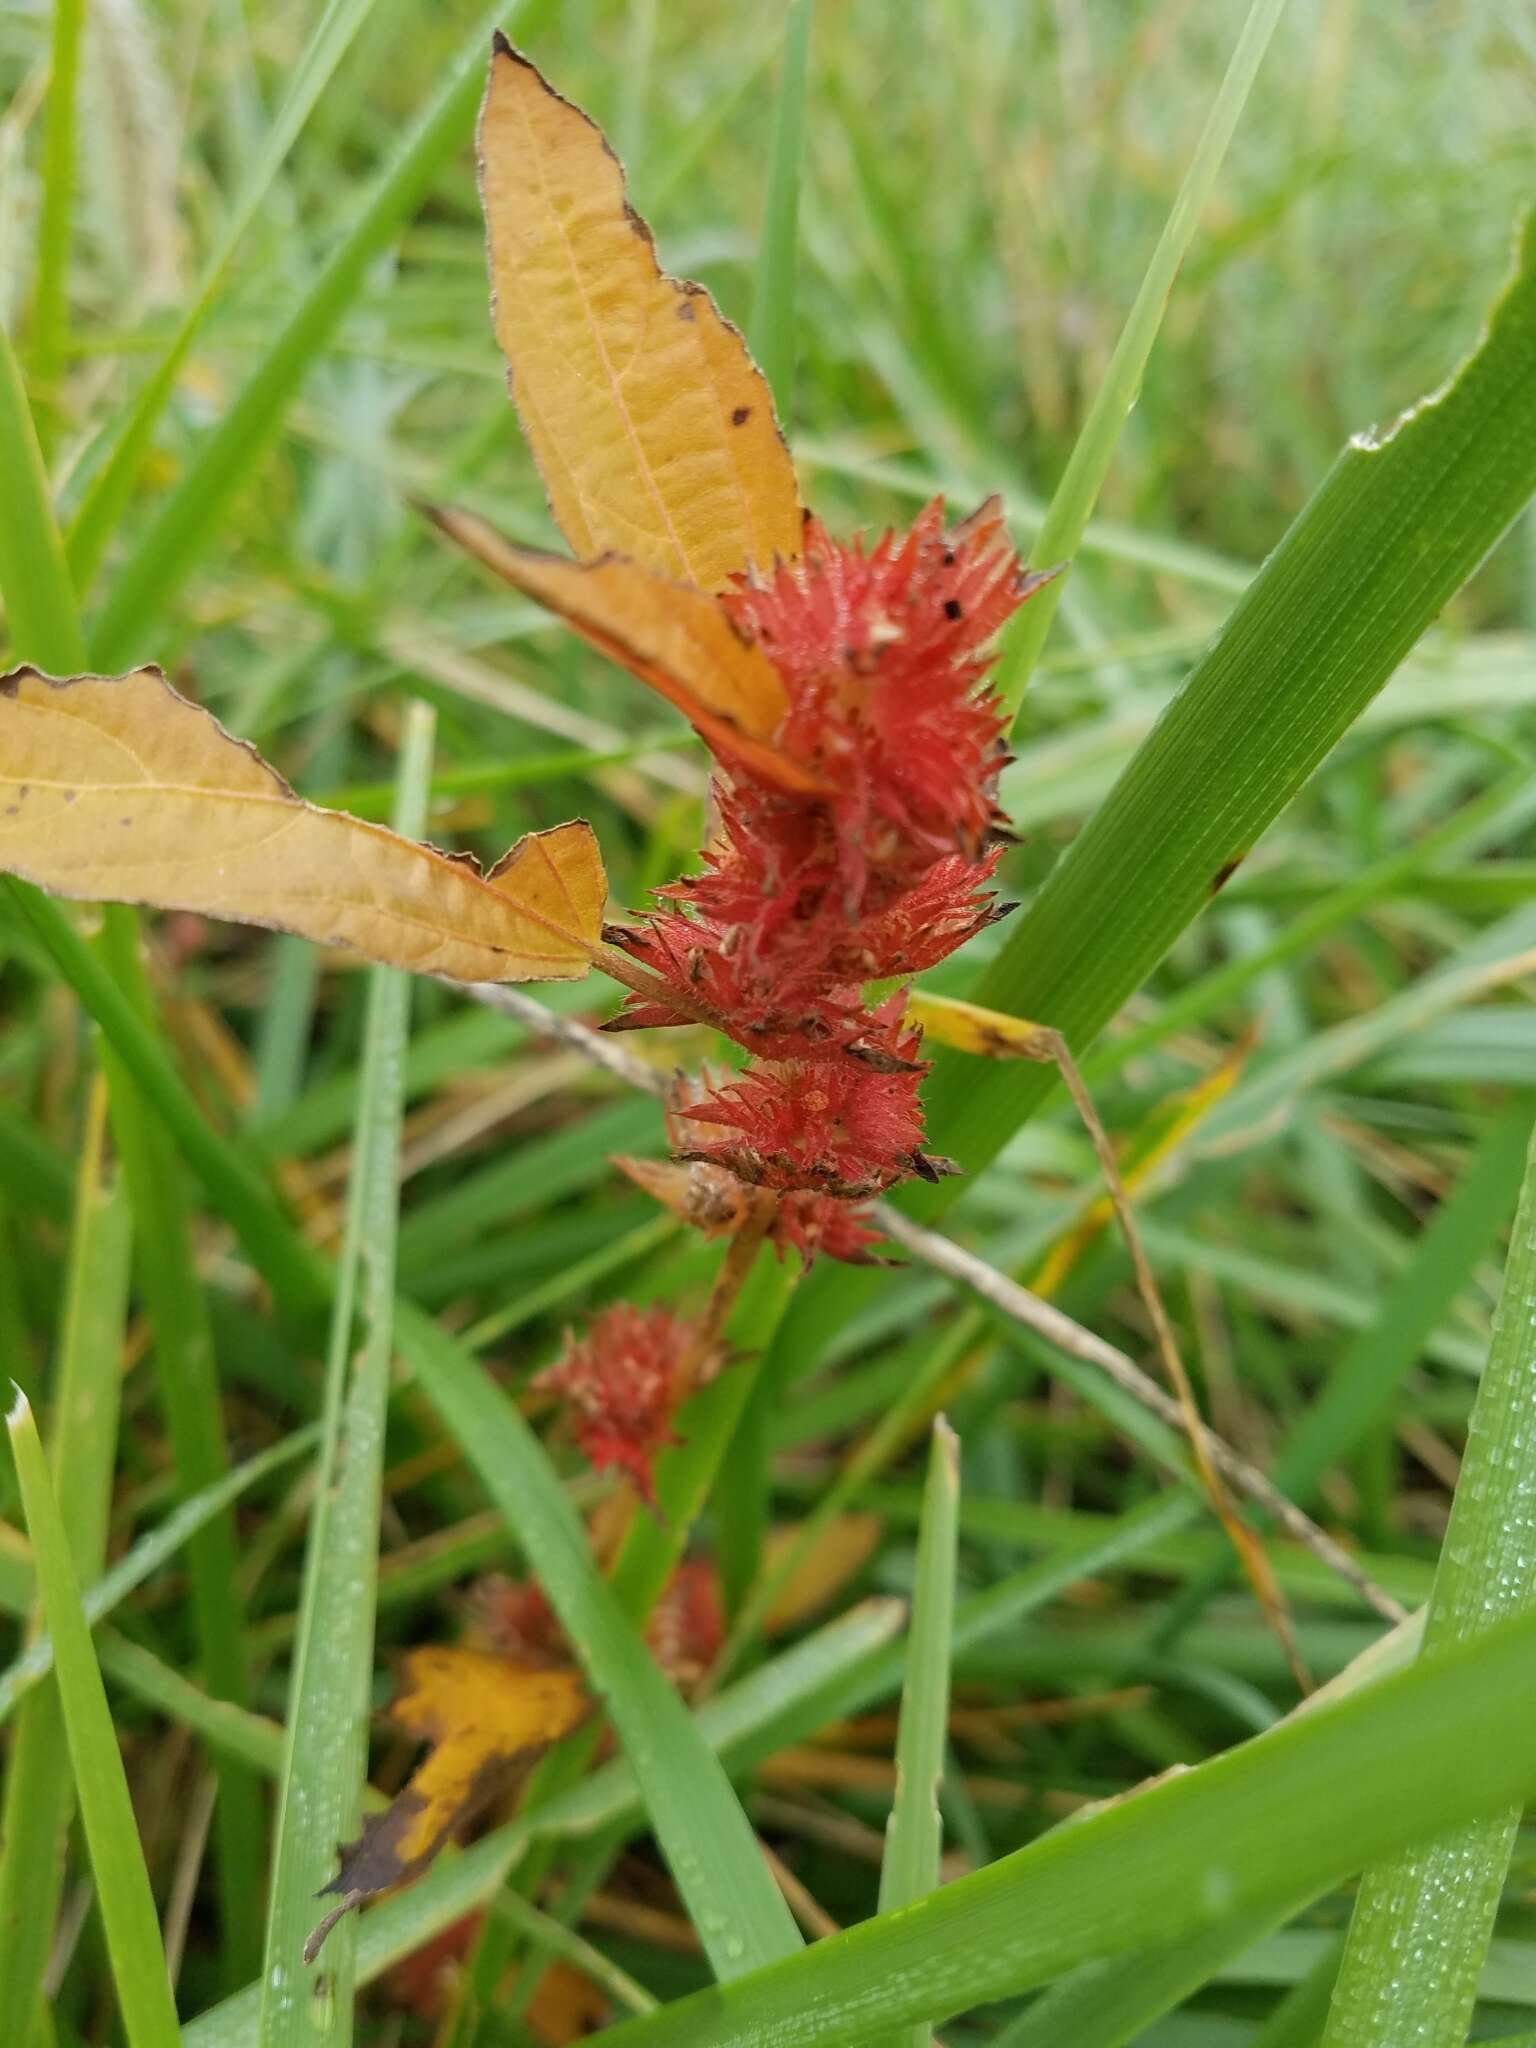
left=916, top=204, right=1536, bottom=1196
left=28, top=0, right=86, bottom=435
left=0, top=1078, right=131, bottom=2038
left=993, top=0, right=1288, bottom=716
left=97, top=907, right=267, bottom=1989
left=874, top=1417, right=959, bottom=2048
left=1277, top=1102, right=1533, bottom=1502
left=1321, top=1109, right=1536, bottom=2046
left=64, top=0, right=393, bottom=586
left=7, top=1388, right=179, bottom=2048
left=86, top=2, right=540, bottom=668
left=747, top=0, right=813, bottom=422
left=0, top=1426, right=319, bottom=1718
left=257, top=702, right=430, bottom=2048
left=579, top=1601, right=1536, bottom=2048
left=1085, top=759, right=1536, bottom=1085
left=4, top=881, right=330, bottom=1324
left=987, top=1912, right=1290, bottom=2048
left=0, top=320, right=89, bottom=669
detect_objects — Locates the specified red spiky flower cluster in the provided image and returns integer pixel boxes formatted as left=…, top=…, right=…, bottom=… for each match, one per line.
left=533, top=1303, right=703, bottom=1505
left=542, top=501, right=1039, bottom=1500
left=610, top=497, right=1041, bottom=1218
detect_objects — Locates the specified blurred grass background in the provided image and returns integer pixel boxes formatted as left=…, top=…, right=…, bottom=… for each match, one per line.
left=2, top=0, right=1536, bottom=2041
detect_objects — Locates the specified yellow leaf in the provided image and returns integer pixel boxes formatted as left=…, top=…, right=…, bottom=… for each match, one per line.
left=902, top=988, right=1053, bottom=1060
left=426, top=510, right=822, bottom=795
left=0, top=666, right=606, bottom=982
left=479, top=37, right=803, bottom=589
left=762, top=1514, right=885, bottom=1634
left=309, top=1648, right=588, bottom=1958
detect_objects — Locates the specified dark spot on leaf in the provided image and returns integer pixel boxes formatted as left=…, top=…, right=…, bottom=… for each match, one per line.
left=731, top=405, right=752, bottom=426
left=63, top=790, right=76, bottom=803
left=944, top=598, right=963, bottom=620
left=676, top=298, right=697, bottom=322
left=1211, top=855, right=1246, bottom=896
left=942, top=549, right=955, bottom=566
left=120, top=817, right=132, bottom=827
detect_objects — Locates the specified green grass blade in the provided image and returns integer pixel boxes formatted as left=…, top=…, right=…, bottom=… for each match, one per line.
left=28, top=0, right=87, bottom=431
left=87, top=4, right=516, bottom=669
left=64, top=0, right=390, bottom=586
left=0, top=321, right=89, bottom=669
left=915, top=204, right=1536, bottom=1196
left=874, top=1417, right=959, bottom=2048
left=993, top=0, right=1287, bottom=716
left=257, top=704, right=430, bottom=2048
left=6, top=1392, right=179, bottom=2048
left=97, top=907, right=265, bottom=1987
left=0, top=1426, right=318, bottom=1718
left=988, top=1913, right=1288, bottom=2048
left=4, top=881, right=329, bottom=1324
left=1321, top=1109, right=1536, bottom=2046
left=1276, top=1103, right=1533, bottom=1501
left=395, top=1296, right=805, bottom=1979
left=0, top=1081, right=132, bottom=2036
left=580, top=1602, right=1536, bottom=2048
left=747, top=0, right=813, bottom=421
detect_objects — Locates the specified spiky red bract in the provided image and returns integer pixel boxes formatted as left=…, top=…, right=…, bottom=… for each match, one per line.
left=533, top=1303, right=695, bottom=1503
left=678, top=999, right=932, bottom=1199
left=610, top=499, right=1035, bottom=1232
left=723, top=497, right=1022, bottom=872
left=772, top=1190, right=888, bottom=1266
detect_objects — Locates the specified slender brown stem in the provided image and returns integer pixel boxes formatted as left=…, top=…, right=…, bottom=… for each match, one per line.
left=1020, top=1026, right=1312, bottom=1691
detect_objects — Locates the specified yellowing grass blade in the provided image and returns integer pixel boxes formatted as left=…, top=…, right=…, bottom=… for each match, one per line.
left=425, top=509, right=821, bottom=793
left=0, top=666, right=606, bottom=982
left=479, top=38, right=804, bottom=589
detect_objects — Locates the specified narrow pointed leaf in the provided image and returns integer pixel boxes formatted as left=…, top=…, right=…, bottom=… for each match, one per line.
left=427, top=510, right=820, bottom=791
left=0, top=666, right=605, bottom=982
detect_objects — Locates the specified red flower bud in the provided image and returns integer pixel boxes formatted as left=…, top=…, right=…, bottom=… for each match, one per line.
left=534, top=1303, right=701, bottom=1504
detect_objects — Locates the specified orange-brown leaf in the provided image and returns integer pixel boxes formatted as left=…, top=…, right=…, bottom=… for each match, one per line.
left=0, top=666, right=606, bottom=982
left=426, top=511, right=822, bottom=795
left=479, top=38, right=803, bottom=589
left=762, top=1514, right=885, bottom=1634
left=308, top=1649, right=588, bottom=1958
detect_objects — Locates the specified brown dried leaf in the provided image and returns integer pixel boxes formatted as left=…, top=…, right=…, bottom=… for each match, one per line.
left=0, top=666, right=606, bottom=982
left=426, top=511, right=822, bottom=794
left=479, top=37, right=803, bottom=589
left=762, top=1514, right=885, bottom=1634
left=307, top=1648, right=588, bottom=1959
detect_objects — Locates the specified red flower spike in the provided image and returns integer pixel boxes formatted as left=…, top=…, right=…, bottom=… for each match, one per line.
left=533, top=1303, right=698, bottom=1504
left=772, top=1190, right=890, bottom=1267
left=722, top=497, right=1031, bottom=878
left=678, top=999, right=938, bottom=1199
